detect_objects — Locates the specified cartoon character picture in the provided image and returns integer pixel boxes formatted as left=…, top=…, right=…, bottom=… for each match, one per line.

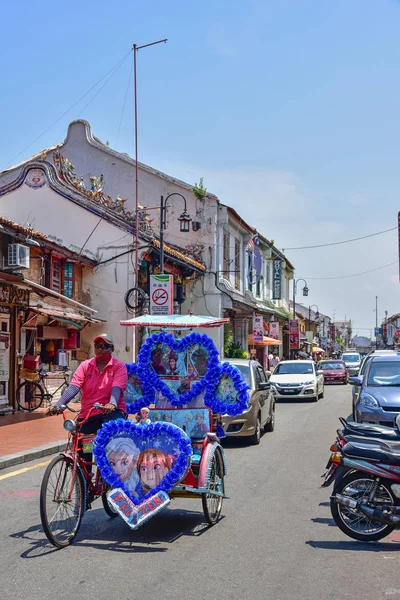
left=106, top=437, right=140, bottom=497
left=216, top=376, right=237, bottom=404
left=150, top=411, right=161, bottom=422
left=162, top=411, right=173, bottom=423
left=190, top=412, right=210, bottom=439
left=188, top=344, right=209, bottom=377
left=167, top=352, right=179, bottom=375
left=125, top=375, right=144, bottom=402
left=136, top=407, right=151, bottom=425
left=181, top=412, right=193, bottom=434
left=151, top=344, right=167, bottom=375
left=136, top=449, right=172, bottom=494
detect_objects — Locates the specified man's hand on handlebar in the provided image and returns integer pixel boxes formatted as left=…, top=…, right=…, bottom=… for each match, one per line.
left=47, top=405, right=65, bottom=416
left=102, top=403, right=116, bottom=414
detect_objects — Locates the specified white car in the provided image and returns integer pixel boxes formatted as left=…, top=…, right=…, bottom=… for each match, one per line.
left=269, top=360, right=324, bottom=402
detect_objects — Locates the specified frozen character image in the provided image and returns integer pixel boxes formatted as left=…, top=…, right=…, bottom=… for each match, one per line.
left=136, top=407, right=151, bottom=424
left=188, top=344, right=209, bottom=377
left=150, top=411, right=161, bottom=422
left=125, top=375, right=143, bottom=403
left=106, top=437, right=140, bottom=497
left=216, top=376, right=237, bottom=404
left=167, top=352, right=179, bottom=375
left=154, top=391, right=174, bottom=409
left=162, top=411, right=173, bottom=423
left=190, top=412, right=209, bottom=439
left=181, top=412, right=193, bottom=434
left=151, top=344, right=167, bottom=375
left=136, top=449, right=172, bottom=493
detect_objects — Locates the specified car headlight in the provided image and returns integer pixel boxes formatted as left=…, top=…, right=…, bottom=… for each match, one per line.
left=359, top=393, right=379, bottom=408
left=303, top=381, right=314, bottom=386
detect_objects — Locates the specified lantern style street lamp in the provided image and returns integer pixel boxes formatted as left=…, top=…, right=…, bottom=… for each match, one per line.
left=160, top=193, right=192, bottom=273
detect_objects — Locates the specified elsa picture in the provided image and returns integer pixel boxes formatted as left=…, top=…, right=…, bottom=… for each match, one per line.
left=216, top=376, right=237, bottom=404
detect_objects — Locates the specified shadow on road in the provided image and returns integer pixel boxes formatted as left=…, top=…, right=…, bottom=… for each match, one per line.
left=311, top=517, right=336, bottom=526
left=306, top=540, right=400, bottom=551
left=10, top=505, right=220, bottom=558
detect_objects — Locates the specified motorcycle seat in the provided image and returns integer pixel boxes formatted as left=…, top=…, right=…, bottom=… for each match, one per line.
left=340, top=421, right=400, bottom=440
left=342, top=441, right=400, bottom=465
left=343, top=434, right=400, bottom=452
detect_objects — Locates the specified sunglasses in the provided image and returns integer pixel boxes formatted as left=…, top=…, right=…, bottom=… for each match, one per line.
left=94, top=343, right=112, bottom=350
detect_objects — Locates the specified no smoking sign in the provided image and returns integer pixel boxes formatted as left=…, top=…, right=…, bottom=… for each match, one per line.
left=150, top=274, right=173, bottom=315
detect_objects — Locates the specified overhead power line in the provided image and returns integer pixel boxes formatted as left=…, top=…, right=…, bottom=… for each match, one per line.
left=306, top=260, right=398, bottom=280
left=1, top=49, right=132, bottom=172
left=283, top=226, right=397, bottom=251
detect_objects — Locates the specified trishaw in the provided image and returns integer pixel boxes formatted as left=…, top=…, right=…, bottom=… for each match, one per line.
left=40, top=314, right=249, bottom=547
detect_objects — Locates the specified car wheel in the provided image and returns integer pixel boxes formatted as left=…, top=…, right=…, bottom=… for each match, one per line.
left=250, top=414, right=261, bottom=445
left=265, top=406, right=275, bottom=432
left=319, top=386, right=324, bottom=399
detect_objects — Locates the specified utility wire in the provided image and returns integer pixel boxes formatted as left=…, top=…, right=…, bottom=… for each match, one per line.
left=283, top=226, right=397, bottom=251
left=115, top=62, right=133, bottom=150
left=1, top=49, right=132, bottom=172
left=306, top=260, right=398, bottom=280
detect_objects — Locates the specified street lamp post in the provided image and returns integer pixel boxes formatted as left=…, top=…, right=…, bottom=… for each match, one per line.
left=159, top=193, right=192, bottom=273
left=291, top=278, right=309, bottom=358
left=308, top=304, right=320, bottom=332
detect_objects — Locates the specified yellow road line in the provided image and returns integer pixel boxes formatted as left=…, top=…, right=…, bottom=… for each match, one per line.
left=0, top=460, right=50, bottom=481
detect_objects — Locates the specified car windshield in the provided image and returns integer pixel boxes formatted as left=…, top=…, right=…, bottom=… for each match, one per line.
left=320, top=362, right=344, bottom=370
left=342, top=355, right=360, bottom=362
left=367, top=362, right=400, bottom=386
left=274, top=363, right=314, bottom=375
left=233, top=365, right=251, bottom=386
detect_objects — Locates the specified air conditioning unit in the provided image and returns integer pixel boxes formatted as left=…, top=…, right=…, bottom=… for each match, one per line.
left=7, top=244, right=30, bottom=269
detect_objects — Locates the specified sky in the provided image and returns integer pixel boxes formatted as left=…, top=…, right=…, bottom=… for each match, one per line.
left=1, top=0, right=400, bottom=337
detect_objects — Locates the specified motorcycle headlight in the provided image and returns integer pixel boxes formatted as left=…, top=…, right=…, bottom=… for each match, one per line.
left=360, top=393, right=379, bottom=408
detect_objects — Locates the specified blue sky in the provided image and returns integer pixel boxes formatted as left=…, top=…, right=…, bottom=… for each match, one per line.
left=1, top=0, right=400, bottom=337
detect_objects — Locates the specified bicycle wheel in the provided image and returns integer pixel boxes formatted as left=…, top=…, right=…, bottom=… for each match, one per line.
left=202, top=448, right=225, bottom=526
left=40, top=455, right=85, bottom=548
left=102, top=490, right=119, bottom=518
left=16, top=381, right=44, bottom=412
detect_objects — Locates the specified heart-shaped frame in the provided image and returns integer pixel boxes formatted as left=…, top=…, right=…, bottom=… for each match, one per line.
left=124, top=363, right=147, bottom=413
left=204, top=362, right=249, bottom=416
left=93, top=419, right=192, bottom=505
left=137, top=332, right=220, bottom=407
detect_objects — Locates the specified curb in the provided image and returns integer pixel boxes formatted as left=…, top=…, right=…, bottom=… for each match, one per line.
left=0, top=439, right=67, bottom=470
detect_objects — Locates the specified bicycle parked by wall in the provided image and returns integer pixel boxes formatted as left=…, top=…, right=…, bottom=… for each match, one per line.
left=16, top=368, right=80, bottom=412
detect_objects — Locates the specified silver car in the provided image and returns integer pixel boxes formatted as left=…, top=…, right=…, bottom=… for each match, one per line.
left=221, top=359, right=275, bottom=445
left=351, top=350, right=399, bottom=418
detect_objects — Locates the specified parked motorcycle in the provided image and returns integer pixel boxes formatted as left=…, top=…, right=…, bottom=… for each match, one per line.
left=321, top=416, right=400, bottom=489
left=330, top=439, right=400, bottom=541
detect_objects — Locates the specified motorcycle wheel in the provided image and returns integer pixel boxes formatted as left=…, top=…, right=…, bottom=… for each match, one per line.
left=331, top=472, right=397, bottom=542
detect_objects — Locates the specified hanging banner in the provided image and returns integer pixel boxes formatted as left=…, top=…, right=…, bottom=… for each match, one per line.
left=0, top=333, right=10, bottom=381
left=269, top=322, right=279, bottom=340
left=150, top=275, right=173, bottom=316
left=289, top=319, right=300, bottom=350
left=253, top=316, right=264, bottom=343
left=272, top=259, right=282, bottom=300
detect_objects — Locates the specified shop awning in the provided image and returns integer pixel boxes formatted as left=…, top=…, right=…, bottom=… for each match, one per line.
left=248, top=334, right=282, bottom=346
left=31, top=305, right=104, bottom=324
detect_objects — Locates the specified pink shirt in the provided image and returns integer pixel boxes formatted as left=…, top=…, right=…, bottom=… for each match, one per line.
left=71, top=356, right=127, bottom=418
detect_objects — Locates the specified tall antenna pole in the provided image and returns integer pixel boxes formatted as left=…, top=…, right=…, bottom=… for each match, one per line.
left=132, top=38, right=167, bottom=357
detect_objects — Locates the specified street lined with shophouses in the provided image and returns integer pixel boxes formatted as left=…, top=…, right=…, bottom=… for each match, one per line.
left=1, top=387, right=399, bottom=600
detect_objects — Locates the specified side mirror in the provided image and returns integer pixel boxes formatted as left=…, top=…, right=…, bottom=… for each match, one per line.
left=349, top=376, right=362, bottom=386
left=317, top=370, right=323, bottom=375
left=265, top=370, right=272, bottom=379
left=258, top=381, right=271, bottom=391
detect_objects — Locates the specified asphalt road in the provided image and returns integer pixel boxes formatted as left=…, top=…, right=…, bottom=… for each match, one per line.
left=1, top=385, right=400, bottom=600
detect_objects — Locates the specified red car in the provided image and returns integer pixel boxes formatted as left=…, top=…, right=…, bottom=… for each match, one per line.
left=318, top=360, right=348, bottom=384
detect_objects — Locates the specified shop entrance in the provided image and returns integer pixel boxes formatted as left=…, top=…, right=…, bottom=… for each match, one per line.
left=0, top=314, right=10, bottom=407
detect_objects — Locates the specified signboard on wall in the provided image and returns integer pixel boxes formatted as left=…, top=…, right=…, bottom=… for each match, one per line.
left=0, top=333, right=10, bottom=381
left=253, top=316, right=264, bottom=342
left=289, top=319, right=300, bottom=350
left=272, top=259, right=282, bottom=300
left=150, top=275, right=173, bottom=316
left=269, top=322, right=279, bottom=340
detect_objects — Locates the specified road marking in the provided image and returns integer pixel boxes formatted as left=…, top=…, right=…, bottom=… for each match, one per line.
left=0, top=460, right=50, bottom=481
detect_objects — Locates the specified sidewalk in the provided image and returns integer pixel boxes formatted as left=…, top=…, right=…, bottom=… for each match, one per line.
left=0, top=409, right=67, bottom=470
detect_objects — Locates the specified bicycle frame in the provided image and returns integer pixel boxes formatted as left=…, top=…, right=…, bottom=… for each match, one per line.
left=56, top=408, right=106, bottom=505
left=39, top=372, right=70, bottom=404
